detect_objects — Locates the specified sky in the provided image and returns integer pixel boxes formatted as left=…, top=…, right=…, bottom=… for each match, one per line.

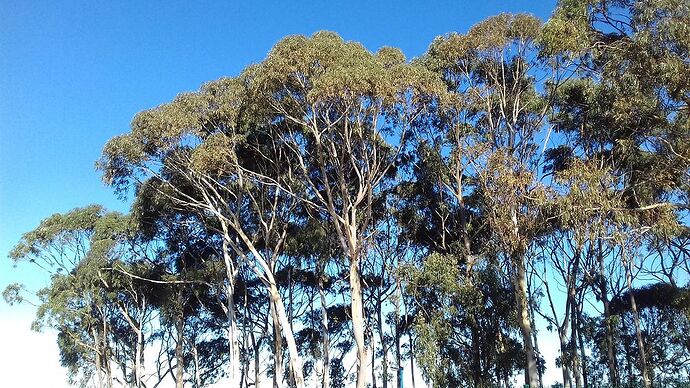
left=0, top=1, right=558, bottom=386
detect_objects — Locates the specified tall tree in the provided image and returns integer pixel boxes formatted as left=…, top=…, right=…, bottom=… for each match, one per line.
left=250, top=31, right=446, bottom=388
left=99, top=75, right=309, bottom=387
left=424, top=13, right=558, bottom=387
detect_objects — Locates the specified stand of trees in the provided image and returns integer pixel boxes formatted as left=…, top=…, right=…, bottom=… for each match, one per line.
left=6, top=0, right=690, bottom=387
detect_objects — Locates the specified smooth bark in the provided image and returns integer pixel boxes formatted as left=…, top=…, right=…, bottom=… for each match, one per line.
left=516, top=259, right=540, bottom=388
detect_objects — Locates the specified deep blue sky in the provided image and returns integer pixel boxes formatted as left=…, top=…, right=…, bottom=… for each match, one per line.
left=0, top=0, right=557, bottom=384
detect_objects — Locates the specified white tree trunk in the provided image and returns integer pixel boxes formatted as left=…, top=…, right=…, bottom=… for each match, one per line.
left=270, top=286, right=306, bottom=388
left=351, top=259, right=368, bottom=388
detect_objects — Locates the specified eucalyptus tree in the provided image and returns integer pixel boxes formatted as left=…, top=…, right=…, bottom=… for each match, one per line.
left=7, top=4, right=690, bottom=387
left=7, top=206, right=160, bottom=388
left=99, top=74, right=309, bottom=387
left=248, top=31, right=446, bottom=388
left=542, top=1, right=690, bottom=385
left=363, top=209, right=408, bottom=388
left=131, top=191, right=230, bottom=388
left=7, top=206, right=115, bottom=387
left=395, top=147, right=525, bottom=387
left=283, top=215, right=343, bottom=388
left=423, top=13, right=561, bottom=387
left=607, top=282, right=690, bottom=385
left=538, top=160, right=629, bottom=388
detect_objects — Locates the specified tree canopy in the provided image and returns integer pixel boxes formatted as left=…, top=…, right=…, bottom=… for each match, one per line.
left=6, top=1, right=690, bottom=387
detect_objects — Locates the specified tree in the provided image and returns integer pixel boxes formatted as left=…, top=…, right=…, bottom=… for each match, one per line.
left=6, top=4, right=690, bottom=387
left=8, top=206, right=157, bottom=387
left=249, top=31, right=446, bottom=388
left=423, top=13, right=557, bottom=387
left=99, top=74, right=308, bottom=387
left=542, top=1, right=690, bottom=385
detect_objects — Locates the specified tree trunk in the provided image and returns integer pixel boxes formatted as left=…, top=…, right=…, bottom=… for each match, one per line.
left=351, top=258, right=368, bottom=388
left=577, top=309, right=589, bottom=388
left=175, top=324, right=184, bottom=388
left=516, top=259, right=540, bottom=388
left=135, top=326, right=144, bottom=388
left=270, top=285, right=306, bottom=388
left=378, top=300, right=389, bottom=388
left=192, top=344, right=201, bottom=387
left=394, top=288, right=402, bottom=388
left=408, top=325, right=416, bottom=388
left=559, top=328, right=572, bottom=388
left=319, top=269, right=331, bottom=388
left=624, top=254, right=650, bottom=388
left=226, top=282, right=240, bottom=386
left=528, top=284, right=544, bottom=388
left=93, top=327, right=104, bottom=388
left=103, top=316, right=113, bottom=388
left=252, top=330, right=260, bottom=388
left=603, top=298, right=618, bottom=387
left=175, top=289, right=185, bottom=388
left=569, top=285, right=582, bottom=388
left=598, top=241, right=618, bottom=387
left=571, top=310, right=583, bottom=388
left=222, top=239, right=240, bottom=387
left=372, top=322, right=378, bottom=388
left=270, top=298, right=285, bottom=388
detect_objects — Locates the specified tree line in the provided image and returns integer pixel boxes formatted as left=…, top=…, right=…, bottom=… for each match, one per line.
left=6, top=0, right=690, bottom=387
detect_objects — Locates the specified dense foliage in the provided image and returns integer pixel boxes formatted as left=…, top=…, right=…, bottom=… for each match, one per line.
left=6, top=1, right=690, bottom=387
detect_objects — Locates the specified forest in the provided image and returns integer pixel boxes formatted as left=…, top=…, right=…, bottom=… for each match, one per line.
left=4, top=0, right=690, bottom=387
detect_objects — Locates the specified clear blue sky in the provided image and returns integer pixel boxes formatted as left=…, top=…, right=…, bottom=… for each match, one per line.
left=0, top=0, right=557, bottom=385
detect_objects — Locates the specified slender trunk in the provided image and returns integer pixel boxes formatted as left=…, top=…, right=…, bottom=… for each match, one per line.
left=93, top=327, right=104, bottom=388
left=252, top=331, right=260, bottom=388
left=270, top=298, right=285, bottom=388
left=528, top=286, right=544, bottom=388
left=497, top=329, right=508, bottom=388
left=175, top=289, right=185, bottom=388
left=227, top=281, right=240, bottom=386
left=270, top=285, right=306, bottom=388
left=193, top=344, right=201, bottom=387
left=577, top=309, right=589, bottom=388
left=372, top=322, right=378, bottom=388
left=129, top=300, right=145, bottom=388
left=603, top=297, right=618, bottom=386
left=351, top=258, right=368, bottom=388
left=571, top=307, right=582, bottom=388
left=516, top=259, right=540, bottom=388
left=106, top=357, right=113, bottom=388
left=624, top=254, right=650, bottom=388
left=598, top=241, right=618, bottom=387
left=103, top=316, right=112, bottom=388
left=394, top=276, right=403, bottom=388
left=569, top=248, right=583, bottom=388
left=559, top=328, right=572, bottom=388
left=378, top=300, right=389, bottom=388
left=319, top=268, right=331, bottom=388
left=174, top=324, right=184, bottom=388
left=240, top=333, right=246, bottom=388
left=241, top=284, right=250, bottom=388
left=135, top=327, right=144, bottom=388
left=408, top=325, right=416, bottom=388
left=220, top=241, right=241, bottom=387
left=222, top=238, right=240, bottom=386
